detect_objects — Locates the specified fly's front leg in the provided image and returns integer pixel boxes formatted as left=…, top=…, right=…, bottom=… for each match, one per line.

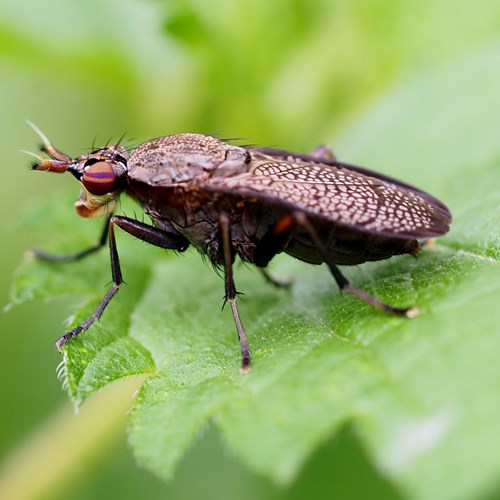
left=33, top=215, right=111, bottom=263
left=294, top=212, right=419, bottom=318
left=219, top=213, right=251, bottom=372
left=55, top=216, right=189, bottom=350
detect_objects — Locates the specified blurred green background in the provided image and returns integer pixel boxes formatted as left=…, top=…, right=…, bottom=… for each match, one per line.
left=1, top=1, right=499, bottom=499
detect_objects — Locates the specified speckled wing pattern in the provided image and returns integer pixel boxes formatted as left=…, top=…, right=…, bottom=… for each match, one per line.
left=210, top=150, right=451, bottom=238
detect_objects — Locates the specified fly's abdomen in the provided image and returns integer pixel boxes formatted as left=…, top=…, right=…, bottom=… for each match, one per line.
left=284, top=221, right=419, bottom=265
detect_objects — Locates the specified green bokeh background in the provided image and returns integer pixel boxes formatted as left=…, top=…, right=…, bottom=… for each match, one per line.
left=1, top=1, right=499, bottom=499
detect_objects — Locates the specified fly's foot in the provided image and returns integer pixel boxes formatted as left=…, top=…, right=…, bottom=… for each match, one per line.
left=55, top=326, right=83, bottom=351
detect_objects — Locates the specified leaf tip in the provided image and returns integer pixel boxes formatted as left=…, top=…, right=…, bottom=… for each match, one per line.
left=3, top=302, right=13, bottom=313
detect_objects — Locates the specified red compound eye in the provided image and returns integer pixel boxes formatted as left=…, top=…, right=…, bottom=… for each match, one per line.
left=82, top=162, right=117, bottom=195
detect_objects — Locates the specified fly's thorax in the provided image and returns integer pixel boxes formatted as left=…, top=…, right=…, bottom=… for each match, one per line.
left=144, top=198, right=221, bottom=258
left=127, top=181, right=214, bottom=230
left=127, top=133, right=250, bottom=186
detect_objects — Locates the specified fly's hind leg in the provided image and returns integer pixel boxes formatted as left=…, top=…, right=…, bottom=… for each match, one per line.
left=293, top=211, right=419, bottom=318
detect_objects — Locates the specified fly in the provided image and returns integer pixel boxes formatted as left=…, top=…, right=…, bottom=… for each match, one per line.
left=26, top=123, right=452, bottom=371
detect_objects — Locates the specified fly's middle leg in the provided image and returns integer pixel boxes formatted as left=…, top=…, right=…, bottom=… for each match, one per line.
left=219, top=213, right=251, bottom=372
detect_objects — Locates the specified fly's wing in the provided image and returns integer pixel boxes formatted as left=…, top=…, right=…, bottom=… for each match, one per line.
left=258, top=148, right=451, bottom=211
left=206, top=150, right=452, bottom=238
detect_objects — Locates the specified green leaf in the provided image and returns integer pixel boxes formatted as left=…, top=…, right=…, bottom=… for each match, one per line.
left=10, top=42, right=500, bottom=500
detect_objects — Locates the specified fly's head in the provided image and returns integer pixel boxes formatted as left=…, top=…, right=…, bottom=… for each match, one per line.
left=26, top=122, right=129, bottom=218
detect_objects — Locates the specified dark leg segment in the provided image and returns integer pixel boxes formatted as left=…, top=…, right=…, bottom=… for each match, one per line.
left=55, top=216, right=189, bottom=351
left=33, top=215, right=112, bottom=263
left=311, top=144, right=337, bottom=162
left=255, top=214, right=295, bottom=288
left=219, top=213, right=251, bottom=372
left=254, top=214, right=295, bottom=267
left=293, top=212, right=419, bottom=318
left=259, top=268, right=292, bottom=289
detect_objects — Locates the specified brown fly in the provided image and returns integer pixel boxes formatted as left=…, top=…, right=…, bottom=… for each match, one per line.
left=26, top=123, right=452, bottom=371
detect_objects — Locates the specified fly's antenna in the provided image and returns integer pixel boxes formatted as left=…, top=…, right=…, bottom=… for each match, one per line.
left=26, top=120, right=72, bottom=162
left=19, top=148, right=70, bottom=172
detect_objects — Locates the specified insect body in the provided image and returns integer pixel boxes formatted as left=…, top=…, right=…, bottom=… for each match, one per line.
left=28, top=126, right=452, bottom=371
